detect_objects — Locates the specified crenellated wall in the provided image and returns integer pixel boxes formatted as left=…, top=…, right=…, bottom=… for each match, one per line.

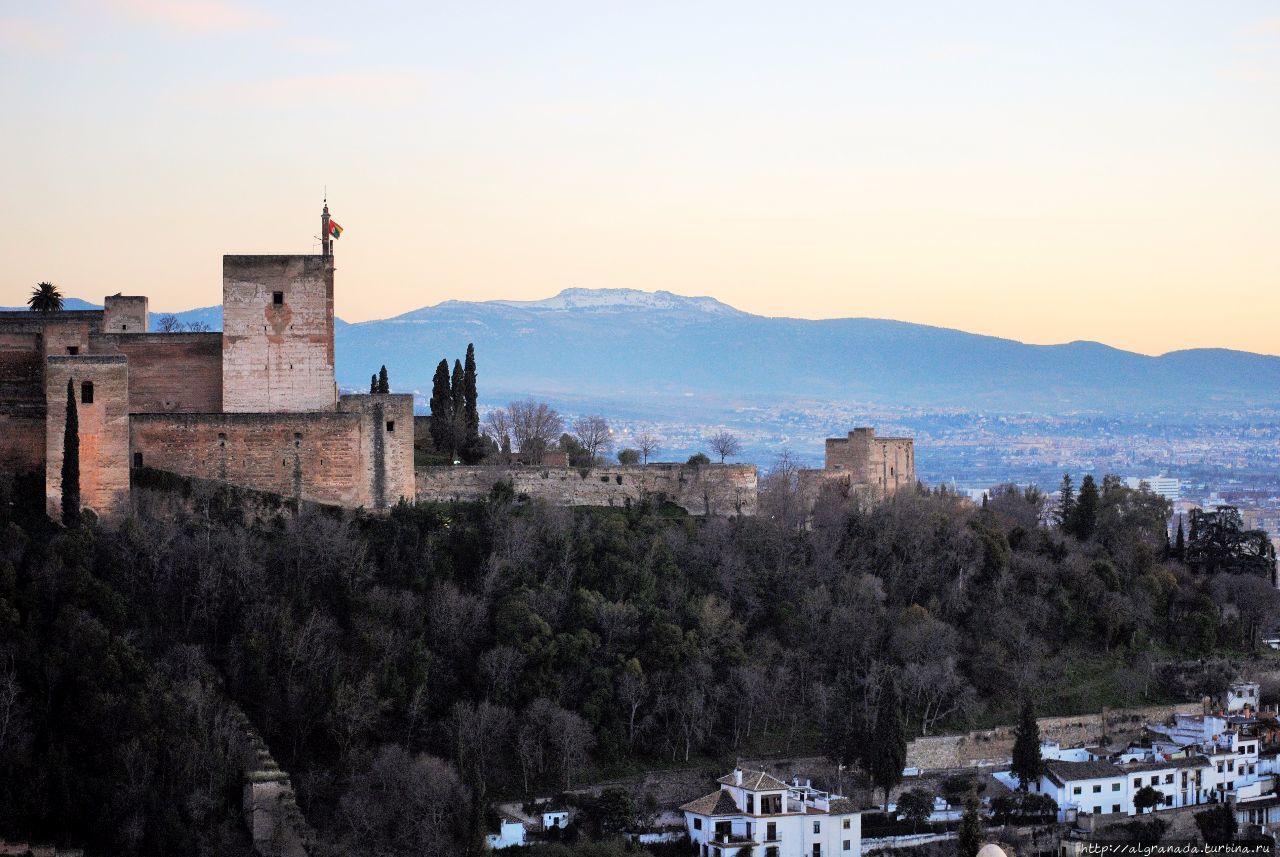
left=415, top=463, right=758, bottom=516
left=44, top=355, right=131, bottom=521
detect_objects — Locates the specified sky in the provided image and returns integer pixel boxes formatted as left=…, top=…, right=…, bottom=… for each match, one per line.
left=1, top=1, right=1278, bottom=356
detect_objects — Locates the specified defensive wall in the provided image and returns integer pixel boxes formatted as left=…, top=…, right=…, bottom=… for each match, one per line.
left=130, top=394, right=414, bottom=511
left=44, top=355, right=131, bottom=522
left=90, top=331, right=223, bottom=413
left=415, top=462, right=758, bottom=516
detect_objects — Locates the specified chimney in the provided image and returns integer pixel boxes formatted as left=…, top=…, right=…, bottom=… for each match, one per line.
left=734, top=768, right=742, bottom=786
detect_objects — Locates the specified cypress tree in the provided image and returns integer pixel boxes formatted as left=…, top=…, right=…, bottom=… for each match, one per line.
left=1175, top=516, right=1186, bottom=562
left=463, top=343, right=479, bottom=442
left=429, top=359, right=453, bottom=455
left=61, top=378, right=80, bottom=527
left=370, top=373, right=377, bottom=394
left=958, top=788, right=984, bottom=857
left=377, top=365, right=389, bottom=394
left=450, top=359, right=465, bottom=452
left=1011, top=699, right=1042, bottom=790
left=1075, top=474, right=1100, bottom=540
left=1056, top=473, right=1076, bottom=534
left=868, top=677, right=907, bottom=809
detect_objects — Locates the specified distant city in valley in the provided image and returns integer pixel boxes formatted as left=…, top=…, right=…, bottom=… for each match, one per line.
left=17, top=289, right=1280, bottom=535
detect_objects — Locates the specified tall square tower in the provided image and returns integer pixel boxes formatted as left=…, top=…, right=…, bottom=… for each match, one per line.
left=221, top=255, right=337, bottom=413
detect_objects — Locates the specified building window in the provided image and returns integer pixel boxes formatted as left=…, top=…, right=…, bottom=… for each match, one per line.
left=812, top=845, right=821, bottom=857
left=747, top=794, right=754, bottom=814
left=843, top=819, right=850, bottom=829
left=844, top=842, right=851, bottom=851
left=1074, top=787, right=1082, bottom=795
left=218, top=432, right=227, bottom=448
left=813, top=821, right=821, bottom=834
left=766, top=849, right=778, bottom=857
left=294, top=432, right=302, bottom=448
left=81, top=381, right=93, bottom=404
left=1112, top=804, right=1120, bottom=813
left=273, top=291, right=284, bottom=305
left=693, top=818, right=701, bottom=831
left=1165, top=774, right=1173, bottom=784
left=67, top=346, right=78, bottom=355
left=1094, top=807, right=1101, bottom=815
left=1133, top=778, right=1141, bottom=788
left=133, top=452, right=143, bottom=469
left=1093, top=785, right=1102, bottom=793
left=1112, top=783, right=1120, bottom=791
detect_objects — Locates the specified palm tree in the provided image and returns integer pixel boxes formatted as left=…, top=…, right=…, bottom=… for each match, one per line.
left=28, top=282, right=64, bottom=313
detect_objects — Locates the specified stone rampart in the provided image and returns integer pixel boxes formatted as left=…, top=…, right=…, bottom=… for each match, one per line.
left=90, top=332, right=223, bottom=413
left=415, top=462, right=758, bottom=516
left=45, top=355, right=131, bottom=522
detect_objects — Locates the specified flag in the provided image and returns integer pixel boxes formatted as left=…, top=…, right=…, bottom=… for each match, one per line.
left=329, top=220, right=343, bottom=240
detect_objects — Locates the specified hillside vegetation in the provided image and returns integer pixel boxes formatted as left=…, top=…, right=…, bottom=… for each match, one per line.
left=0, top=474, right=1274, bottom=855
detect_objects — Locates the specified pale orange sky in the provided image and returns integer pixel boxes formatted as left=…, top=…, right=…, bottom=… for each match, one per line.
left=2, top=1, right=1278, bottom=355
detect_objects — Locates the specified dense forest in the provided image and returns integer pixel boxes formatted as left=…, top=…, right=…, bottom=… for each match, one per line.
left=0, top=470, right=1276, bottom=855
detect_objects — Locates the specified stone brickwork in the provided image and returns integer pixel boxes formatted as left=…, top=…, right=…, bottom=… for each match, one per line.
left=415, top=463, right=758, bottom=516
left=44, top=355, right=131, bottom=521
left=797, top=427, right=916, bottom=512
left=90, top=332, right=223, bottom=413
left=131, top=412, right=367, bottom=507
left=222, top=255, right=336, bottom=413
left=102, top=295, right=148, bottom=333
left=337, top=394, right=416, bottom=509
left=0, top=331, right=47, bottom=476
left=903, top=702, right=1204, bottom=770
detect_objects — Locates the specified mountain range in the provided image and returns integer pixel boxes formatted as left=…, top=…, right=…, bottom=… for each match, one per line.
left=9, top=289, right=1279, bottom=414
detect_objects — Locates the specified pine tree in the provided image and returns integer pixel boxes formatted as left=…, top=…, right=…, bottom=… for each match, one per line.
left=1175, top=516, right=1186, bottom=562
left=61, top=378, right=80, bottom=527
left=868, top=677, right=907, bottom=809
left=1011, top=699, right=1042, bottom=790
left=1074, top=474, right=1100, bottom=540
left=429, top=359, right=453, bottom=455
left=377, top=365, right=389, bottom=394
left=463, top=343, right=479, bottom=442
left=370, top=373, right=377, bottom=394
left=1056, top=473, right=1076, bottom=534
left=958, top=788, right=984, bottom=857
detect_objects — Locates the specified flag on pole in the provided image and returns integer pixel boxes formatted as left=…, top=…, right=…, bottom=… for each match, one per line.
left=329, top=220, right=343, bottom=240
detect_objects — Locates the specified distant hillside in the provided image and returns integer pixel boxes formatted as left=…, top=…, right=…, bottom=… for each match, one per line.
left=335, top=288, right=1280, bottom=413
left=11, top=288, right=1280, bottom=413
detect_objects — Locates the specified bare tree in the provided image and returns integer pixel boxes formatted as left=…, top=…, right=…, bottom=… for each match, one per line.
left=635, top=431, right=661, bottom=465
left=156, top=314, right=183, bottom=333
left=507, top=399, right=563, bottom=462
left=708, top=431, right=742, bottom=463
left=186, top=320, right=212, bottom=332
left=482, top=408, right=513, bottom=456
left=572, top=415, right=612, bottom=464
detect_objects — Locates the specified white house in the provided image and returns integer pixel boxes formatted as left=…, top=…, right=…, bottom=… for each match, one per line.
left=486, top=817, right=527, bottom=850
left=997, top=756, right=1215, bottom=822
left=542, top=810, right=570, bottom=831
left=1220, top=682, right=1262, bottom=715
left=681, top=768, right=861, bottom=857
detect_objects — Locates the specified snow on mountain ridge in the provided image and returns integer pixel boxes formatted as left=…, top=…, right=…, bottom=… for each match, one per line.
left=491, top=287, right=744, bottom=315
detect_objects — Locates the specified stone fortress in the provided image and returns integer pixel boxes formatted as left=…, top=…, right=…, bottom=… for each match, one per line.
left=0, top=206, right=913, bottom=520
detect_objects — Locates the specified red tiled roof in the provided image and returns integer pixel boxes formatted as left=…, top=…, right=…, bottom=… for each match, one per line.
left=680, top=789, right=741, bottom=816
left=716, top=770, right=789, bottom=791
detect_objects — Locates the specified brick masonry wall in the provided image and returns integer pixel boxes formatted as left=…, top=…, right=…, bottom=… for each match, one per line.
left=102, top=295, right=148, bottom=333
left=415, top=463, right=758, bottom=516
left=130, top=412, right=367, bottom=507
left=0, top=332, right=46, bottom=476
left=337, top=394, right=415, bottom=509
left=44, top=355, right=131, bottom=521
left=90, top=332, right=223, bottom=413
left=221, top=255, right=336, bottom=413
left=903, top=702, right=1204, bottom=770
